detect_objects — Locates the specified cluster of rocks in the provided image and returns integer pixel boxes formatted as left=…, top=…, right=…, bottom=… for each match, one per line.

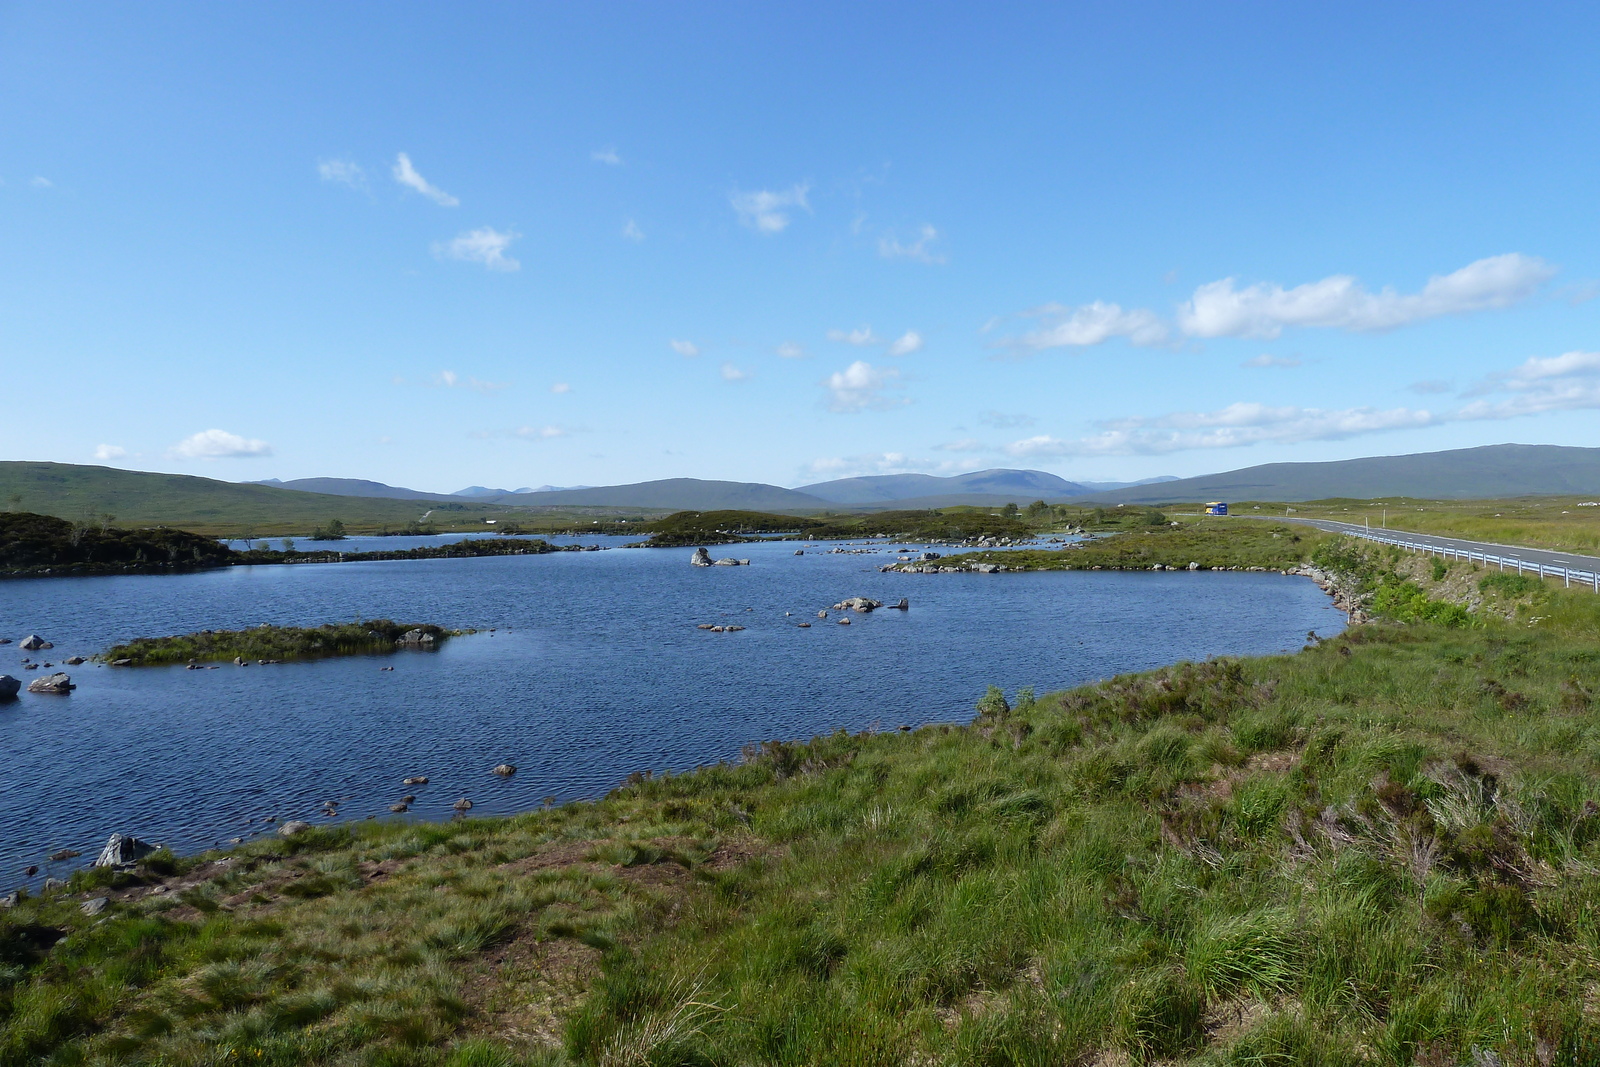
left=689, top=547, right=750, bottom=567
left=396, top=629, right=437, bottom=648
left=1288, top=564, right=1368, bottom=623
left=696, top=623, right=746, bottom=632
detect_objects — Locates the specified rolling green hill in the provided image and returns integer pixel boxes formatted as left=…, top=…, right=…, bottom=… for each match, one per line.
left=1081, top=443, right=1600, bottom=504
left=0, top=463, right=470, bottom=536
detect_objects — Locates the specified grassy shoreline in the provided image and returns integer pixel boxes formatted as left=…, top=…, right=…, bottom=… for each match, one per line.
left=7, top=533, right=1600, bottom=1064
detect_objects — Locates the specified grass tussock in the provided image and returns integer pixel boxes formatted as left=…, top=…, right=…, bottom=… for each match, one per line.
left=8, top=538, right=1600, bottom=1063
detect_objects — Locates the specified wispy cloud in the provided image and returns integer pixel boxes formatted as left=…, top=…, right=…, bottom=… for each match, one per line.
left=434, top=370, right=507, bottom=394
left=93, top=444, right=126, bottom=461
left=30, top=176, right=53, bottom=189
left=934, top=438, right=989, bottom=453
left=433, top=228, right=520, bottom=271
left=1409, top=379, right=1454, bottom=395
left=1243, top=354, right=1302, bottom=368
left=1178, top=253, right=1554, bottom=339
left=802, top=452, right=980, bottom=480
left=720, top=362, right=751, bottom=382
left=669, top=339, right=700, bottom=358
left=170, top=429, right=272, bottom=459
left=1006, top=302, right=1170, bottom=351
left=827, top=325, right=882, bottom=346
left=776, top=342, right=807, bottom=359
left=979, top=411, right=1035, bottom=429
left=592, top=147, right=622, bottom=165
left=997, top=347, right=1600, bottom=458
left=551, top=382, right=571, bottom=394
left=823, top=361, right=905, bottom=413
left=878, top=224, right=946, bottom=264
left=622, top=219, right=644, bottom=241
left=998, top=253, right=1555, bottom=353
left=513, top=425, right=568, bottom=440
left=730, top=183, right=810, bottom=234
left=318, top=158, right=365, bottom=189
left=887, top=330, right=924, bottom=357
left=393, top=152, right=459, bottom=207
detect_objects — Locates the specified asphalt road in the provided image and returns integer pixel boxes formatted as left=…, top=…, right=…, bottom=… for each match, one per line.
left=1279, top=517, right=1600, bottom=584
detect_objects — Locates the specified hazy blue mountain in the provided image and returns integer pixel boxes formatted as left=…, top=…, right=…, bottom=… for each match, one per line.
left=249, top=477, right=445, bottom=501
left=1073, top=476, right=1180, bottom=492
left=495, top=478, right=829, bottom=510
left=798, top=468, right=1089, bottom=505
left=1078, top=444, right=1600, bottom=504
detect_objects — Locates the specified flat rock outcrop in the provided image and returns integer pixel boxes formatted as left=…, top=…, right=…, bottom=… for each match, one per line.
left=27, top=672, right=74, bottom=694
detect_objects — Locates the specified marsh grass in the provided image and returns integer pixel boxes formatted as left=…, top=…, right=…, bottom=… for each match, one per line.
left=100, top=621, right=453, bottom=665
left=938, top=518, right=1325, bottom=572
left=9, top=549, right=1600, bottom=1063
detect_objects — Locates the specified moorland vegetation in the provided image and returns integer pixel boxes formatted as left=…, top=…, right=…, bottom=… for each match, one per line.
left=6, top=530, right=1600, bottom=1064
left=100, top=621, right=454, bottom=666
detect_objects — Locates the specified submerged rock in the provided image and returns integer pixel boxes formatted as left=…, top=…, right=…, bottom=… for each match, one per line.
left=27, top=673, right=74, bottom=694
left=48, top=849, right=80, bottom=862
left=403, top=776, right=429, bottom=785
left=453, top=798, right=474, bottom=811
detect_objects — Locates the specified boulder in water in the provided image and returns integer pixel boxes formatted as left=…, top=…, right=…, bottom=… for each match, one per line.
left=27, top=673, right=74, bottom=694
left=19, top=635, right=51, bottom=651
left=492, top=764, right=516, bottom=777
left=690, top=547, right=713, bottom=567
left=396, top=629, right=437, bottom=648
left=48, top=849, right=80, bottom=862
left=403, top=776, right=429, bottom=785
left=93, top=834, right=159, bottom=869
left=889, top=598, right=909, bottom=610
left=832, top=597, right=882, bottom=612
left=277, top=820, right=312, bottom=838
left=0, top=676, right=19, bottom=700
left=453, top=798, right=474, bottom=811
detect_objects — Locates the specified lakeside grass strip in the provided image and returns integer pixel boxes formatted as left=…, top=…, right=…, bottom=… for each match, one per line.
left=99, top=621, right=455, bottom=666
left=917, top=518, right=1326, bottom=572
left=9, top=533, right=1600, bottom=1064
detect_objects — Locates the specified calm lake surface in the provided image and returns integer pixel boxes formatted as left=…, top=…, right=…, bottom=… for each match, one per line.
left=0, top=537, right=1344, bottom=883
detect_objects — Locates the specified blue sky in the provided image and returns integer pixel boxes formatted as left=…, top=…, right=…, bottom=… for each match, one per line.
left=3, top=2, right=1599, bottom=493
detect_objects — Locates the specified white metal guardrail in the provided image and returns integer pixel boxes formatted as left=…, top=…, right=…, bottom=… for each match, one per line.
left=1333, top=527, right=1600, bottom=593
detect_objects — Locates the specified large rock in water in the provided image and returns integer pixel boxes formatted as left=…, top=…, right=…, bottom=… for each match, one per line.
left=0, top=676, right=19, bottom=700
left=19, top=635, right=52, bottom=651
left=93, top=834, right=159, bottom=869
left=690, top=547, right=713, bottom=567
left=27, top=673, right=74, bottom=694
left=831, top=597, right=883, bottom=612
left=396, top=629, right=436, bottom=648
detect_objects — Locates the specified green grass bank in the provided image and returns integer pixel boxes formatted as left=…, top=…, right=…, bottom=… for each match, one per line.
left=6, top=536, right=1600, bottom=1065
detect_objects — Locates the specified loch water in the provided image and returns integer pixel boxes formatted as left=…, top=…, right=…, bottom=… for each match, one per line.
left=0, top=536, right=1344, bottom=883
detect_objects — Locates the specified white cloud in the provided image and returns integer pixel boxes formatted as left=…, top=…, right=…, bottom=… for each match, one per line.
left=93, top=444, right=126, bottom=461
left=318, top=158, right=365, bottom=188
left=1457, top=350, right=1600, bottom=420
left=1005, top=400, right=1441, bottom=457
left=720, top=362, right=750, bottom=382
left=878, top=224, right=946, bottom=264
left=1178, top=253, right=1555, bottom=339
left=979, top=410, right=1035, bottom=429
left=934, top=438, right=989, bottom=453
left=30, top=176, right=52, bottom=188
left=551, top=382, right=571, bottom=394
left=827, top=325, right=882, bottom=346
left=730, top=183, right=810, bottom=234
left=513, top=425, right=568, bottom=440
left=776, top=342, right=807, bottom=359
left=823, top=360, right=905, bottom=413
left=434, top=370, right=507, bottom=394
left=433, top=227, right=520, bottom=271
left=802, top=451, right=981, bottom=480
left=1007, top=301, right=1170, bottom=351
left=887, top=330, right=924, bottom=357
left=622, top=219, right=644, bottom=241
left=592, top=147, right=622, bottom=165
left=1243, top=354, right=1302, bottom=368
left=669, top=339, right=700, bottom=358
left=392, top=152, right=459, bottom=207
left=170, top=429, right=273, bottom=459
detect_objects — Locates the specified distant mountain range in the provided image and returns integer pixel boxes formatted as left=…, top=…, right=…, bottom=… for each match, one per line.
left=248, top=469, right=1183, bottom=510
left=242, top=448, right=1600, bottom=510
left=1078, top=444, right=1600, bottom=504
